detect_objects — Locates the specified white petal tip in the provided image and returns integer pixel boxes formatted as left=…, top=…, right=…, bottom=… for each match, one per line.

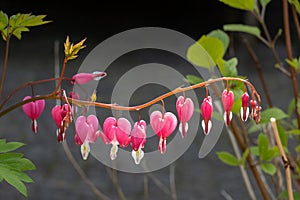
left=93, top=71, right=107, bottom=80
left=110, top=144, right=118, bottom=160
left=201, top=120, right=212, bottom=135
left=81, top=142, right=90, bottom=160
left=179, top=122, right=188, bottom=138
left=132, top=149, right=144, bottom=165
left=240, top=107, right=249, bottom=122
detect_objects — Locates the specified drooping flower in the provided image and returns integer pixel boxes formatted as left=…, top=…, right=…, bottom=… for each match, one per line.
left=75, top=115, right=100, bottom=160
left=176, top=96, right=194, bottom=138
left=222, top=89, right=234, bottom=126
left=22, top=96, right=45, bottom=133
left=100, top=117, right=131, bottom=160
left=130, top=120, right=146, bottom=164
left=71, top=71, right=107, bottom=85
left=240, top=91, right=249, bottom=121
left=51, top=104, right=72, bottom=142
left=201, top=96, right=213, bottom=135
left=150, top=111, right=177, bottom=154
left=250, top=100, right=262, bottom=124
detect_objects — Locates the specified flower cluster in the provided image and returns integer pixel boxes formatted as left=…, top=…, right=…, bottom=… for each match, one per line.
left=21, top=74, right=261, bottom=164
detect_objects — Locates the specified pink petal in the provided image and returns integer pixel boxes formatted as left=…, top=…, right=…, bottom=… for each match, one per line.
left=75, top=116, right=90, bottom=142
left=116, top=118, right=132, bottom=147
left=52, top=105, right=62, bottom=128
left=176, top=96, right=194, bottom=123
left=131, top=120, right=146, bottom=151
left=103, top=117, right=118, bottom=143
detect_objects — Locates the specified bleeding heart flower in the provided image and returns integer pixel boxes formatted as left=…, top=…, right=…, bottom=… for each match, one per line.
left=176, top=95, right=194, bottom=138
left=201, top=96, right=213, bottom=135
left=22, top=96, right=45, bottom=133
left=51, top=104, right=72, bottom=142
left=75, top=115, right=100, bottom=160
left=222, top=89, right=234, bottom=126
left=71, top=71, right=107, bottom=85
left=250, top=100, right=262, bottom=124
left=240, top=91, right=249, bottom=121
left=130, top=120, right=146, bottom=164
left=100, top=117, right=131, bottom=160
left=150, top=110, right=177, bottom=154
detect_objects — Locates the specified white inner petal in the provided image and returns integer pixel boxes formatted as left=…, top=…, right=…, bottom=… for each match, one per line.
left=131, top=149, right=144, bottom=165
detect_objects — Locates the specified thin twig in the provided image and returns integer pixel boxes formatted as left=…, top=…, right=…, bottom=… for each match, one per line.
left=0, top=34, right=11, bottom=100
left=62, top=141, right=110, bottom=200
left=169, top=164, right=177, bottom=200
left=291, top=5, right=300, bottom=40
left=144, top=175, right=149, bottom=200
left=270, top=118, right=294, bottom=200
left=105, top=167, right=126, bottom=200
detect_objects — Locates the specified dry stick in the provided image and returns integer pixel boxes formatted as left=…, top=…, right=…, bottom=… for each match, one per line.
left=105, top=167, right=126, bottom=200
left=62, top=141, right=110, bottom=200
left=291, top=5, right=300, bottom=40
left=0, top=34, right=10, bottom=100
left=144, top=175, right=149, bottom=200
left=169, top=164, right=177, bottom=200
left=270, top=118, right=294, bottom=200
left=241, top=35, right=273, bottom=108
left=282, top=0, right=300, bottom=129
left=230, top=121, right=271, bottom=200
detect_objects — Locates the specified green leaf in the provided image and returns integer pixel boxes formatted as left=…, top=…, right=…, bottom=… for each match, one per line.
left=0, top=141, right=25, bottom=153
left=260, top=107, right=288, bottom=124
left=3, top=172, right=28, bottom=197
left=207, top=29, right=230, bottom=52
left=187, top=39, right=216, bottom=69
left=258, top=133, right=269, bottom=158
left=278, top=190, right=300, bottom=200
left=217, top=151, right=240, bottom=166
left=223, top=24, right=261, bottom=38
left=184, top=75, right=203, bottom=85
left=250, top=146, right=259, bottom=156
left=289, top=0, right=300, bottom=14
left=277, top=123, right=288, bottom=147
left=217, top=57, right=238, bottom=77
left=259, top=0, right=271, bottom=7
left=198, top=35, right=225, bottom=64
left=0, top=11, right=9, bottom=30
left=240, top=148, right=249, bottom=165
left=219, top=0, right=256, bottom=11
left=260, top=162, right=276, bottom=175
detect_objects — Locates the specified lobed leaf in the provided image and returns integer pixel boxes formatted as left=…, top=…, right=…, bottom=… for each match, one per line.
left=0, top=141, right=25, bottom=153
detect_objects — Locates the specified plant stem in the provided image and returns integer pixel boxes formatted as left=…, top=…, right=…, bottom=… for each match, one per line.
left=270, top=118, right=294, bottom=200
left=291, top=5, right=300, bottom=40
left=62, top=141, right=110, bottom=200
left=0, top=35, right=11, bottom=100
left=241, top=35, right=273, bottom=107
left=282, top=0, right=300, bottom=129
left=53, top=57, right=68, bottom=94
left=230, top=121, right=270, bottom=200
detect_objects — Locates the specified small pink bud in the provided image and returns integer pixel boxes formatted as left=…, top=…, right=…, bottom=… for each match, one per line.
left=176, top=96, right=194, bottom=138
left=51, top=104, right=72, bottom=142
left=22, top=96, right=45, bottom=133
left=240, top=92, right=249, bottom=121
left=222, top=90, right=234, bottom=126
left=71, top=71, right=107, bottom=85
left=150, top=110, right=177, bottom=154
left=201, top=96, right=213, bottom=135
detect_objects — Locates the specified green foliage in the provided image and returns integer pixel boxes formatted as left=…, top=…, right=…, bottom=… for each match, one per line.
left=278, top=190, right=300, bottom=200
left=289, top=0, right=300, bottom=14
left=223, top=24, right=261, bottom=38
left=286, top=57, right=300, bottom=73
left=184, top=75, right=203, bottom=85
left=259, top=107, right=288, bottom=124
left=218, top=57, right=238, bottom=77
left=217, top=149, right=249, bottom=167
left=0, top=11, right=51, bottom=41
left=219, top=0, right=256, bottom=11
left=207, top=29, right=230, bottom=52
left=0, top=139, right=35, bottom=197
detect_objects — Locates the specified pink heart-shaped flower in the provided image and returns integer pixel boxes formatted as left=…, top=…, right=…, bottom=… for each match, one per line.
left=102, top=117, right=131, bottom=147
left=75, top=115, right=99, bottom=143
left=22, top=96, right=45, bottom=120
left=150, top=111, right=177, bottom=138
left=130, top=120, right=146, bottom=151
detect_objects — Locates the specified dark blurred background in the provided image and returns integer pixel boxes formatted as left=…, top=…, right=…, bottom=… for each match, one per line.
left=0, top=1, right=293, bottom=200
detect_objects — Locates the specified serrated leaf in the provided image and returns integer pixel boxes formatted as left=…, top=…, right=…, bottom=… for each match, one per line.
left=260, top=107, right=288, bottom=124
left=217, top=151, right=240, bottom=166
left=0, top=141, right=25, bottom=153
left=207, top=29, right=230, bottom=52
left=9, top=171, right=33, bottom=183
left=219, top=0, right=256, bottom=11
left=260, top=162, right=276, bottom=175
left=223, top=24, right=261, bottom=38
left=0, top=152, right=23, bottom=161
left=184, top=75, right=203, bottom=85
left=0, top=11, right=8, bottom=30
